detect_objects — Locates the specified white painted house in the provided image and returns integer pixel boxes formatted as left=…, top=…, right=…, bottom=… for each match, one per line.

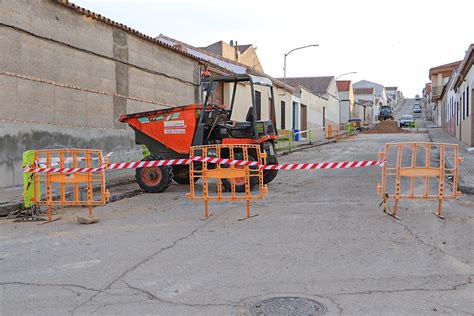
left=281, top=76, right=341, bottom=127
left=353, top=80, right=387, bottom=120
left=354, top=87, right=376, bottom=123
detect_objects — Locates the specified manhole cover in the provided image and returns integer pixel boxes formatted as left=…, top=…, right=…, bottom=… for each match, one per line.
left=250, top=296, right=327, bottom=316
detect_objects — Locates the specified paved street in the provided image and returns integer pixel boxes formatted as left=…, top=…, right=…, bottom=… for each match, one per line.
left=1, top=106, right=474, bottom=315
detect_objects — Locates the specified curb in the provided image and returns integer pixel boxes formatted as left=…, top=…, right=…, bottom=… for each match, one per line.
left=276, top=140, right=337, bottom=157
left=426, top=127, right=474, bottom=195
left=0, top=176, right=137, bottom=217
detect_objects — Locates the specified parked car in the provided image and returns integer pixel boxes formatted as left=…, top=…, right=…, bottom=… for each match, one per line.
left=415, top=94, right=420, bottom=101
left=413, top=106, right=422, bottom=113
left=399, top=115, right=416, bottom=127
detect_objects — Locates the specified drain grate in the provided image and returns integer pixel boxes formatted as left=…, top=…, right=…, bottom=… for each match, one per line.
left=250, top=296, right=327, bottom=316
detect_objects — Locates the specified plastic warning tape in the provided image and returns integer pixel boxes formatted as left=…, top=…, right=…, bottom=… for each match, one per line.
left=23, top=166, right=106, bottom=173
left=259, top=160, right=381, bottom=170
left=23, top=158, right=193, bottom=173
left=106, top=159, right=193, bottom=170
left=23, top=156, right=382, bottom=173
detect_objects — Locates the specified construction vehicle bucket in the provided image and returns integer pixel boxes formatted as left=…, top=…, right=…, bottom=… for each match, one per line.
left=119, top=104, right=201, bottom=155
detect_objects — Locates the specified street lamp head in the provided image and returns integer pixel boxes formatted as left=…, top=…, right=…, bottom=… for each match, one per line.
left=285, top=44, right=319, bottom=56
left=282, top=44, right=320, bottom=95
left=336, top=72, right=357, bottom=80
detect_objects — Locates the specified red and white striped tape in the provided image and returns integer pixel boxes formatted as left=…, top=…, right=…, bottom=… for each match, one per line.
left=22, top=166, right=106, bottom=173
left=23, top=156, right=382, bottom=173
left=259, top=160, right=381, bottom=170
left=106, top=158, right=192, bottom=170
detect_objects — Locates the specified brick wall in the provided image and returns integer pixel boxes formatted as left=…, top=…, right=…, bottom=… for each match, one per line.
left=0, top=0, right=201, bottom=187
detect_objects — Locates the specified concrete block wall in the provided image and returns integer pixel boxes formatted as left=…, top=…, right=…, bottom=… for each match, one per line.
left=0, top=0, right=202, bottom=188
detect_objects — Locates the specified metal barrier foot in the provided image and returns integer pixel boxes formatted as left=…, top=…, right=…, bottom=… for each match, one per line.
left=386, top=212, right=401, bottom=220
left=200, top=213, right=212, bottom=221
left=237, top=213, right=259, bottom=221
left=433, top=212, right=445, bottom=220
left=37, top=216, right=62, bottom=225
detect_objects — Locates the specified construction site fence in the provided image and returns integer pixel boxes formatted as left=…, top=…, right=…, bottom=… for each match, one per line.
left=275, top=123, right=358, bottom=151
left=187, top=144, right=267, bottom=220
left=377, top=142, right=462, bottom=219
left=23, top=149, right=110, bottom=221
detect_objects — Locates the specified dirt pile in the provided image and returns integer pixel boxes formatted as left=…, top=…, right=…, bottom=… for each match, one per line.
left=363, top=120, right=407, bottom=134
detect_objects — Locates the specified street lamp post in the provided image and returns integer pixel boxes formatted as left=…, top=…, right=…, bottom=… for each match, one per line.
left=336, top=72, right=357, bottom=80
left=283, top=44, right=319, bottom=95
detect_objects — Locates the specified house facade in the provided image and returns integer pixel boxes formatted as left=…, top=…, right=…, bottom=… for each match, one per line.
left=439, top=74, right=458, bottom=137
left=353, top=80, right=386, bottom=120
left=428, top=61, right=462, bottom=126
left=201, top=40, right=264, bottom=73
left=158, top=35, right=297, bottom=131
left=434, top=44, right=474, bottom=146
left=354, top=88, right=376, bottom=123
left=385, top=87, right=398, bottom=106
left=452, top=44, right=473, bottom=146
left=336, top=80, right=354, bottom=123
left=282, top=76, right=340, bottom=126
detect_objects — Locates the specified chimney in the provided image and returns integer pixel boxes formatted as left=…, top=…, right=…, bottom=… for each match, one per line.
left=230, top=40, right=234, bottom=46
left=235, top=40, right=238, bottom=61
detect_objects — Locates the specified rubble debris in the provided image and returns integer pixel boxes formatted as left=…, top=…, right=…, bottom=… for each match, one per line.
left=363, top=120, right=407, bottom=134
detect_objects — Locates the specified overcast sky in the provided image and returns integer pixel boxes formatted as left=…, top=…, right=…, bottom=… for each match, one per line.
left=75, top=0, right=473, bottom=97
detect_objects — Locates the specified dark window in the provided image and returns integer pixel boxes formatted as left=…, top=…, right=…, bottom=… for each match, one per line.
left=323, top=107, right=326, bottom=127
left=280, top=101, right=286, bottom=129
left=463, top=91, right=465, bottom=120
left=457, top=100, right=459, bottom=126
left=269, top=97, right=275, bottom=123
left=255, top=91, right=261, bottom=120
left=467, top=86, right=470, bottom=117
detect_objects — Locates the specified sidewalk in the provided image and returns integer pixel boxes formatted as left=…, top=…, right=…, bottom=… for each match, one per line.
left=425, top=121, right=474, bottom=194
left=0, top=171, right=140, bottom=216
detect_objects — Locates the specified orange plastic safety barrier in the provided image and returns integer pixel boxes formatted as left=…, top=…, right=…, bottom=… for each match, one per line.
left=187, top=144, right=267, bottom=220
left=30, top=149, right=110, bottom=221
left=325, top=124, right=346, bottom=139
left=377, top=142, right=463, bottom=219
left=326, top=125, right=333, bottom=139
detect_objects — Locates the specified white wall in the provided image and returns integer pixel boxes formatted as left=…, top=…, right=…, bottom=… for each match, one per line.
left=223, top=82, right=294, bottom=130
left=458, top=65, right=473, bottom=146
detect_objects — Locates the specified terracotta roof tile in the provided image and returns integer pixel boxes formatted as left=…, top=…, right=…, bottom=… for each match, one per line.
left=336, top=80, right=351, bottom=91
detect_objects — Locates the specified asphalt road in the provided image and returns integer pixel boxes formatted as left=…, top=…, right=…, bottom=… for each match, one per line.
left=1, top=112, right=473, bottom=315
left=394, top=98, right=425, bottom=131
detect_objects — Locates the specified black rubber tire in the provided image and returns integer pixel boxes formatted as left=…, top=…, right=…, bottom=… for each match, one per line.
left=263, top=155, right=279, bottom=184
left=221, top=153, right=258, bottom=193
left=172, top=165, right=198, bottom=184
left=135, top=155, right=172, bottom=193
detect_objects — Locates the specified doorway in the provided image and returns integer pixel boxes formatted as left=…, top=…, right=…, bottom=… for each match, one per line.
left=300, top=104, right=307, bottom=138
left=322, top=107, right=326, bottom=127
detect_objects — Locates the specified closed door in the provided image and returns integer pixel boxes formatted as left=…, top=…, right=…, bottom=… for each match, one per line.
left=269, top=97, right=275, bottom=124
left=292, top=102, right=299, bottom=130
left=300, top=104, right=307, bottom=138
